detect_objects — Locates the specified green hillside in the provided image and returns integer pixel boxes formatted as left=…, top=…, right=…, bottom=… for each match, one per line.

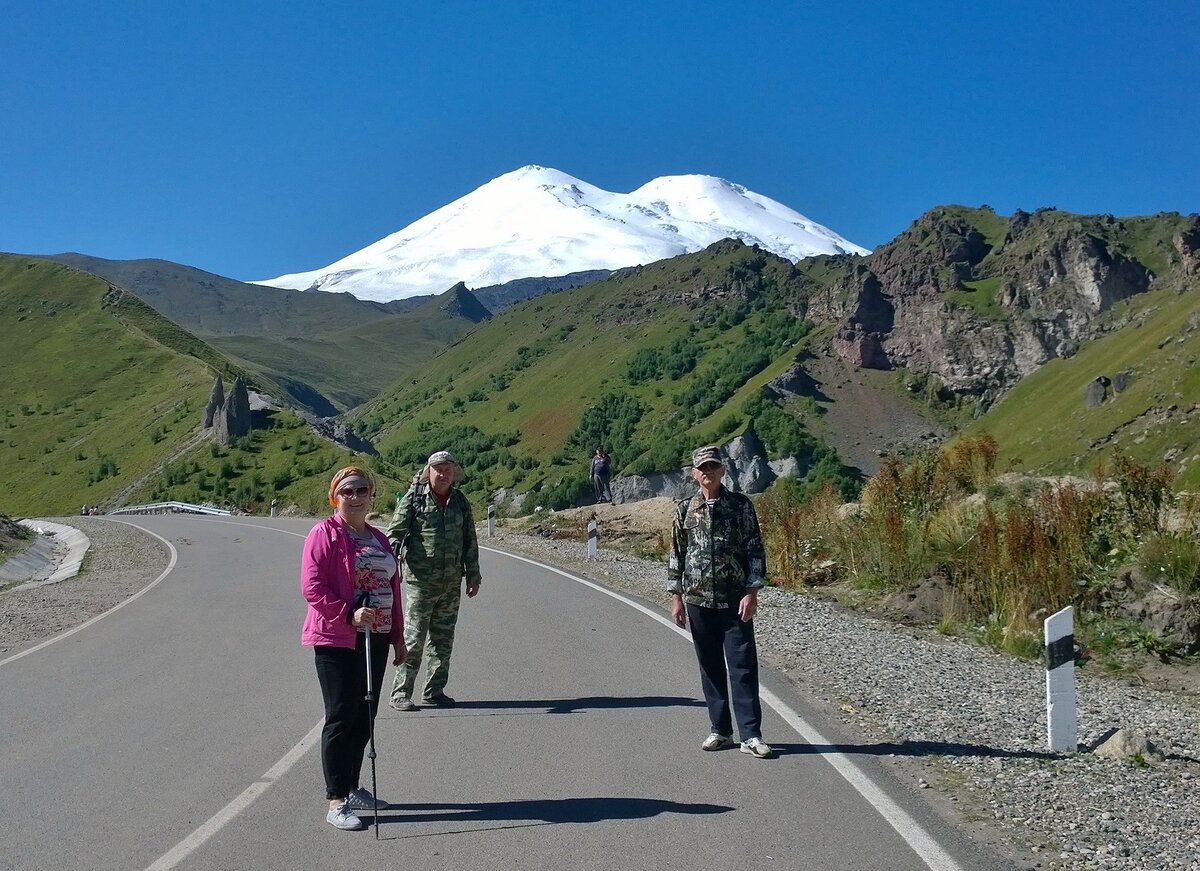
left=0, top=256, right=224, bottom=515
left=350, top=240, right=859, bottom=504
left=0, top=255, right=400, bottom=516
left=971, top=285, right=1200, bottom=489
left=122, top=406, right=403, bottom=516
left=44, top=254, right=479, bottom=414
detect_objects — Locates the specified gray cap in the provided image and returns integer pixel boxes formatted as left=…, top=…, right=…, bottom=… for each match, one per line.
left=427, top=450, right=459, bottom=467
left=691, top=445, right=723, bottom=467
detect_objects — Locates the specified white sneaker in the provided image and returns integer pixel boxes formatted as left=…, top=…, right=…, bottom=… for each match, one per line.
left=740, top=737, right=774, bottom=758
left=326, top=800, right=364, bottom=830
left=702, top=732, right=735, bottom=751
left=346, top=786, right=385, bottom=811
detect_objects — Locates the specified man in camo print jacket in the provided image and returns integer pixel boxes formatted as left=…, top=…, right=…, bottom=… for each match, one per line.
left=387, top=450, right=481, bottom=711
left=667, top=445, right=774, bottom=758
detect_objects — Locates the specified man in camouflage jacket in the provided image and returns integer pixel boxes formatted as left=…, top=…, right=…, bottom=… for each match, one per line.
left=387, top=450, right=481, bottom=710
left=668, top=445, right=773, bottom=758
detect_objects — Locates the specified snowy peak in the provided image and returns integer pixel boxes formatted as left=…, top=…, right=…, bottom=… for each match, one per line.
left=255, top=166, right=868, bottom=302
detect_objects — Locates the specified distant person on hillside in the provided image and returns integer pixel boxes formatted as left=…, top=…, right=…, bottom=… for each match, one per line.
left=301, top=466, right=405, bottom=831
left=387, top=450, right=482, bottom=712
left=667, top=445, right=773, bottom=759
left=590, top=448, right=613, bottom=503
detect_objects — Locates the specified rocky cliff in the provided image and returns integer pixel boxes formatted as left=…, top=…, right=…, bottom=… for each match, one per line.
left=806, top=207, right=1198, bottom=402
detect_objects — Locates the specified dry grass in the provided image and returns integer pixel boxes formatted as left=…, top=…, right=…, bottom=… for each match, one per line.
left=759, top=433, right=1200, bottom=656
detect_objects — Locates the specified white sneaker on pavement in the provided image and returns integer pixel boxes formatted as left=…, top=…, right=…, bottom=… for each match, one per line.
left=702, top=732, right=736, bottom=751
left=326, top=800, right=364, bottom=830
left=740, top=737, right=775, bottom=758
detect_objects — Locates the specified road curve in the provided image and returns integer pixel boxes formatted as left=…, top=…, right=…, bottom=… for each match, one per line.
left=0, top=516, right=1014, bottom=871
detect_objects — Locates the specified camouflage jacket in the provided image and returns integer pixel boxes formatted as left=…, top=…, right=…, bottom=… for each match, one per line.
left=667, top=489, right=765, bottom=608
left=387, top=485, right=482, bottom=588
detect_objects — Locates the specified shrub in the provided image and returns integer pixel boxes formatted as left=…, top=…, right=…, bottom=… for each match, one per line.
left=1140, top=532, right=1200, bottom=593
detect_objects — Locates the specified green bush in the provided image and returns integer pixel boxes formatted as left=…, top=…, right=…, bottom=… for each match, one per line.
left=1141, top=531, right=1200, bottom=593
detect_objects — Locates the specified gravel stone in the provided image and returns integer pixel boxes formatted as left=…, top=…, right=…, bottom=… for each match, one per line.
left=0, top=517, right=169, bottom=656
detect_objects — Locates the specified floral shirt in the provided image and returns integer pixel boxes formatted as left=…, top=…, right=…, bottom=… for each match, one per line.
left=350, top=527, right=398, bottom=634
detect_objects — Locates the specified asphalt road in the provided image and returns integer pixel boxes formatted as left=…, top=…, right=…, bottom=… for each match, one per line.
left=0, top=516, right=1016, bottom=871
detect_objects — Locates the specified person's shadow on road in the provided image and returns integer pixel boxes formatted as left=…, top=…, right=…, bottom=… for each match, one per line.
left=392, top=695, right=706, bottom=716
left=373, top=796, right=732, bottom=838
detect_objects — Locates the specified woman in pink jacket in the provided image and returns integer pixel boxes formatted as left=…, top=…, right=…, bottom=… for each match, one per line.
left=301, top=467, right=405, bottom=831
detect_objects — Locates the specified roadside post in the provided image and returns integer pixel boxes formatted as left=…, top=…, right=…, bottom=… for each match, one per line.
left=487, top=503, right=495, bottom=538
left=1044, top=605, right=1077, bottom=753
left=586, top=517, right=598, bottom=559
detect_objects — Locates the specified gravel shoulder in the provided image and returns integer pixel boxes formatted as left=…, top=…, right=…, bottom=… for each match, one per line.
left=0, top=517, right=169, bottom=657
left=484, top=527, right=1200, bottom=871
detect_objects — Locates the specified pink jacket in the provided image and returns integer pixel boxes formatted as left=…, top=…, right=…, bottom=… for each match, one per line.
left=300, top=515, right=403, bottom=649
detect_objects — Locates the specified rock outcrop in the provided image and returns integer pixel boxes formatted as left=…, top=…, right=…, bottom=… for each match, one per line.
left=202, top=375, right=225, bottom=428
left=806, top=207, right=1174, bottom=400
left=606, top=424, right=788, bottom=505
left=202, top=373, right=252, bottom=444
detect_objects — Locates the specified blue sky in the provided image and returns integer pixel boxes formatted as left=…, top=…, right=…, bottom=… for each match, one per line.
left=3, top=1, right=1197, bottom=282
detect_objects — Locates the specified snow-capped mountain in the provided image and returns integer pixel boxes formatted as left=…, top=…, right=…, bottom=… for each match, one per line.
left=255, top=165, right=869, bottom=302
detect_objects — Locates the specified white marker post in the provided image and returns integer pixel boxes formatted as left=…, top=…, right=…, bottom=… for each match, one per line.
left=1044, top=605, right=1077, bottom=753
left=487, top=503, right=495, bottom=538
left=586, top=518, right=598, bottom=559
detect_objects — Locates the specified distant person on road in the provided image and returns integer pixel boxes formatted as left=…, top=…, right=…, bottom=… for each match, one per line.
left=387, top=450, right=482, bottom=712
left=590, top=447, right=613, bottom=503
left=667, top=445, right=774, bottom=759
left=301, top=466, right=405, bottom=831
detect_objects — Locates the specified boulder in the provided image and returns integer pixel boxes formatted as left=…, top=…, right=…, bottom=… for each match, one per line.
left=1092, top=728, right=1165, bottom=764
left=1083, top=376, right=1110, bottom=408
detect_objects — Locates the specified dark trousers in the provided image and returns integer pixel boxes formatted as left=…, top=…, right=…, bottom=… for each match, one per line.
left=686, top=602, right=763, bottom=742
left=314, top=632, right=389, bottom=800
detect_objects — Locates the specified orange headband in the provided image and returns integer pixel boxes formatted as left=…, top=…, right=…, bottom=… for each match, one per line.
left=328, top=467, right=375, bottom=507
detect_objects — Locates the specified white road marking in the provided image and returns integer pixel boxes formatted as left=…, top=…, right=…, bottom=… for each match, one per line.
left=144, top=720, right=325, bottom=871
left=483, top=545, right=967, bottom=871
left=139, top=519, right=316, bottom=870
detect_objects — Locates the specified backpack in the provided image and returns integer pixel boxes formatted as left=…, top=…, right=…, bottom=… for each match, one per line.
left=394, top=481, right=428, bottom=560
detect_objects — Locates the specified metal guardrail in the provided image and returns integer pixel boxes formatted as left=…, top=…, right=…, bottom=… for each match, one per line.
left=107, top=501, right=233, bottom=516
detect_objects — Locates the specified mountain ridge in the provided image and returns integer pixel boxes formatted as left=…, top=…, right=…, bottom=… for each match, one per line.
left=254, top=164, right=868, bottom=301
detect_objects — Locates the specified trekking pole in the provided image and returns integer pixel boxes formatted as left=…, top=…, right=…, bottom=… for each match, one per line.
left=363, top=625, right=380, bottom=838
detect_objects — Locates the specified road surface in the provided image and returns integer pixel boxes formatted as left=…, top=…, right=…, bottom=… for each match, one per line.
left=0, top=515, right=1015, bottom=871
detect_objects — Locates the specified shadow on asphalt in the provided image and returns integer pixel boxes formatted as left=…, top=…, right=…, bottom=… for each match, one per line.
left=768, top=740, right=1059, bottom=760
left=368, top=796, right=733, bottom=838
left=389, top=695, right=706, bottom=715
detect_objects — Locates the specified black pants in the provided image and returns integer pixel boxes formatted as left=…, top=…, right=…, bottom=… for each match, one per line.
left=686, top=602, right=763, bottom=742
left=314, top=633, right=390, bottom=800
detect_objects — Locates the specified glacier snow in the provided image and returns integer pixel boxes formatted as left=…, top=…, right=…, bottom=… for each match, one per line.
left=254, top=165, right=869, bottom=302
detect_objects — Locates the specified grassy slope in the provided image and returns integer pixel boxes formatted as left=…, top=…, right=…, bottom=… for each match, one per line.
left=350, top=242, right=835, bottom=492
left=44, top=254, right=473, bottom=414
left=0, top=256, right=218, bottom=515
left=123, top=407, right=403, bottom=516
left=0, top=255, right=405, bottom=515
left=970, top=286, right=1200, bottom=489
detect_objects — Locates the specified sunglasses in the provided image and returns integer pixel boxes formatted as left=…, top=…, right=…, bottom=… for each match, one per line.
left=337, top=486, right=371, bottom=498
left=697, top=462, right=723, bottom=472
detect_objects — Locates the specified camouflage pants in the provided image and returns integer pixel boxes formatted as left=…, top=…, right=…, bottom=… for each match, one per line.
left=391, top=576, right=463, bottom=702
